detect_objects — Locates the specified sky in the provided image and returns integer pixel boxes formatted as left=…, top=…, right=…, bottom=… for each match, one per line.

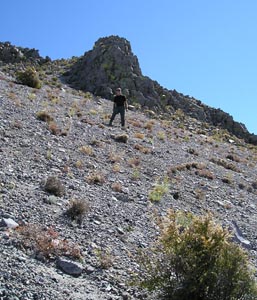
left=1, top=0, right=256, bottom=134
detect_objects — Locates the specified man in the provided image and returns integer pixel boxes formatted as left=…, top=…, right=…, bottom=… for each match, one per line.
left=109, top=88, right=128, bottom=127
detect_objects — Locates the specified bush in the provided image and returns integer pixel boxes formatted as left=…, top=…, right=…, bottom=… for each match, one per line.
left=65, top=199, right=90, bottom=223
left=138, top=211, right=257, bottom=300
left=15, top=224, right=81, bottom=260
left=43, top=176, right=65, bottom=196
left=16, top=67, right=42, bottom=89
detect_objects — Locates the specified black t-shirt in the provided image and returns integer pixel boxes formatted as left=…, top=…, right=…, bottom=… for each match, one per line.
left=114, top=95, right=126, bottom=107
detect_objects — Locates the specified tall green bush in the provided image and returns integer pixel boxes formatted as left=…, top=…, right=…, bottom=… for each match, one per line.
left=138, top=210, right=257, bottom=300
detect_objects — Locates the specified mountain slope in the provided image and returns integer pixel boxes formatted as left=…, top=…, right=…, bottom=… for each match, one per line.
left=0, top=65, right=256, bottom=299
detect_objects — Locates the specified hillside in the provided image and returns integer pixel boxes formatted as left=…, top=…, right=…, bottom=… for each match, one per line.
left=0, top=41, right=257, bottom=299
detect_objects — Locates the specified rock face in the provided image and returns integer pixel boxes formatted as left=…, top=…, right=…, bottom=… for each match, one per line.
left=0, top=41, right=50, bottom=64
left=66, top=36, right=161, bottom=107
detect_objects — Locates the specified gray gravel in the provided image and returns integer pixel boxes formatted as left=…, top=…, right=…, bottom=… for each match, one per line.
left=0, top=70, right=256, bottom=299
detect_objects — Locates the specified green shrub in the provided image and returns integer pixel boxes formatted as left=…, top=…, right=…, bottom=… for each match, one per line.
left=137, top=211, right=257, bottom=300
left=149, top=177, right=169, bottom=202
left=16, top=67, right=42, bottom=89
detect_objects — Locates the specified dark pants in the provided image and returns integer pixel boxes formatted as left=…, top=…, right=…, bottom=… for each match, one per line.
left=109, top=106, right=125, bottom=126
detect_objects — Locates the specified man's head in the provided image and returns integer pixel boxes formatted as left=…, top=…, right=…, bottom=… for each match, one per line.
left=116, top=88, right=121, bottom=94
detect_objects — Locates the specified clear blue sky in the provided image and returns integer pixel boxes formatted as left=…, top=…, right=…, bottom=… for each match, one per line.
left=1, top=0, right=256, bottom=134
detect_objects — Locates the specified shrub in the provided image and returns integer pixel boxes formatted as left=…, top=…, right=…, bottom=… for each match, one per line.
left=15, top=224, right=81, bottom=260
left=111, top=182, right=122, bottom=192
left=134, top=132, right=145, bottom=139
left=149, top=177, right=169, bottom=202
left=137, top=211, right=257, bottom=300
left=79, top=145, right=94, bottom=156
left=16, top=67, right=42, bottom=89
left=114, top=133, right=129, bottom=143
left=86, top=172, right=105, bottom=185
left=43, top=176, right=65, bottom=196
left=36, top=111, right=53, bottom=123
left=65, top=199, right=90, bottom=223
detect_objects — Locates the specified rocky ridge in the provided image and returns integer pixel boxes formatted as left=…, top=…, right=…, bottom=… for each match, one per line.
left=0, top=63, right=257, bottom=299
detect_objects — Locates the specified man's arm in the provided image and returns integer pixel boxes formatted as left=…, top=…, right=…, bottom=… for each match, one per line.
left=124, top=97, right=128, bottom=110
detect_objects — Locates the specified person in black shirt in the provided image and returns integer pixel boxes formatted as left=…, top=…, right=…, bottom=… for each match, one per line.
left=109, top=88, right=128, bottom=127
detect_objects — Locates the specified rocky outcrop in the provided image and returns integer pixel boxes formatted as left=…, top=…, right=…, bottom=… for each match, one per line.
left=0, top=41, right=50, bottom=64
left=66, top=36, right=161, bottom=107
left=65, top=35, right=257, bottom=144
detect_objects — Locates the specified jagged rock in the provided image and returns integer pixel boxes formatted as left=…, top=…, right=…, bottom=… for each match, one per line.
left=0, top=41, right=50, bottom=64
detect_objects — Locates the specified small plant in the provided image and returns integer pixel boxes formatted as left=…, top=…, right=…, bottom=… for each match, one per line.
left=195, top=169, right=215, bottom=180
left=74, top=160, right=84, bottom=169
left=144, top=120, right=155, bottom=131
left=149, top=177, right=169, bottom=202
left=79, top=145, right=94, bottom=156
left=112, top=163, right=121, bottom=173
left=128, top=157, right=141, bottom=168
left=131, top=168, right=140, bottom=180
left=137, top=210, right=257, bottom=300
left=111, top=182, right=122, bottom=192
left=65, top=199, right=90, bottom=223
left=95, top=249, right=114, bottom=269
left=134, top=132, right=145, bottom=139
left=134, top=143, right=152, bottom=154
left=16, top=67, right=42, bottom=89
left=108, top=151, right=122, bottom=163
left=210, top=157, right=240, bottom=172
left=114, top=134, right=129, bottom=143
left=36, top=111, right=53, bottom=123
left=86, top=172, right=105, bottom=185
left=157, top=131, right=166, bottom=141
left=48, top=121, right=61, bottom=135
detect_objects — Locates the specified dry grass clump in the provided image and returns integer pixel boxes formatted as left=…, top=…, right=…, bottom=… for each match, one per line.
left=187, top=148, right=199, bottom=156
left=157, top=131, right=166, bottom=141
left=134, top=132, right=145, bottom=139
left=128, top=157, right=141, bottom=168
left=144, top=120, right=155, bottom=131
left=86, top=172, right=105, bottom=185
left=114, top=134, right=129, bottom=143
left=36, top=111, right=53, bottom=123
left=79, top=145, right=94, bottom=156
left=48, top=121, right=62, bottom=135
left=112, top=163, right=121, bottom=173
left=195, top=169, right=215, bottom=180
left=226, top=154, right=241, bottom=162
left=108, top=151, right=122, bottom=163
left=134, top=143, right=152, bottom=154
left=43, top=176, right=65, bottom=196
left=210, top=157, right=240, bottom=172
left=111, top=182, right=123, bottom=192
left=168, top=162, right=206, bottom=174
left=65, top=199, right=90, bottom=223
left=96, top=249, right=114, bottom=269
left=15, top=224, right=81, bottom=260
left=129, top=119, right=143, bottom=128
